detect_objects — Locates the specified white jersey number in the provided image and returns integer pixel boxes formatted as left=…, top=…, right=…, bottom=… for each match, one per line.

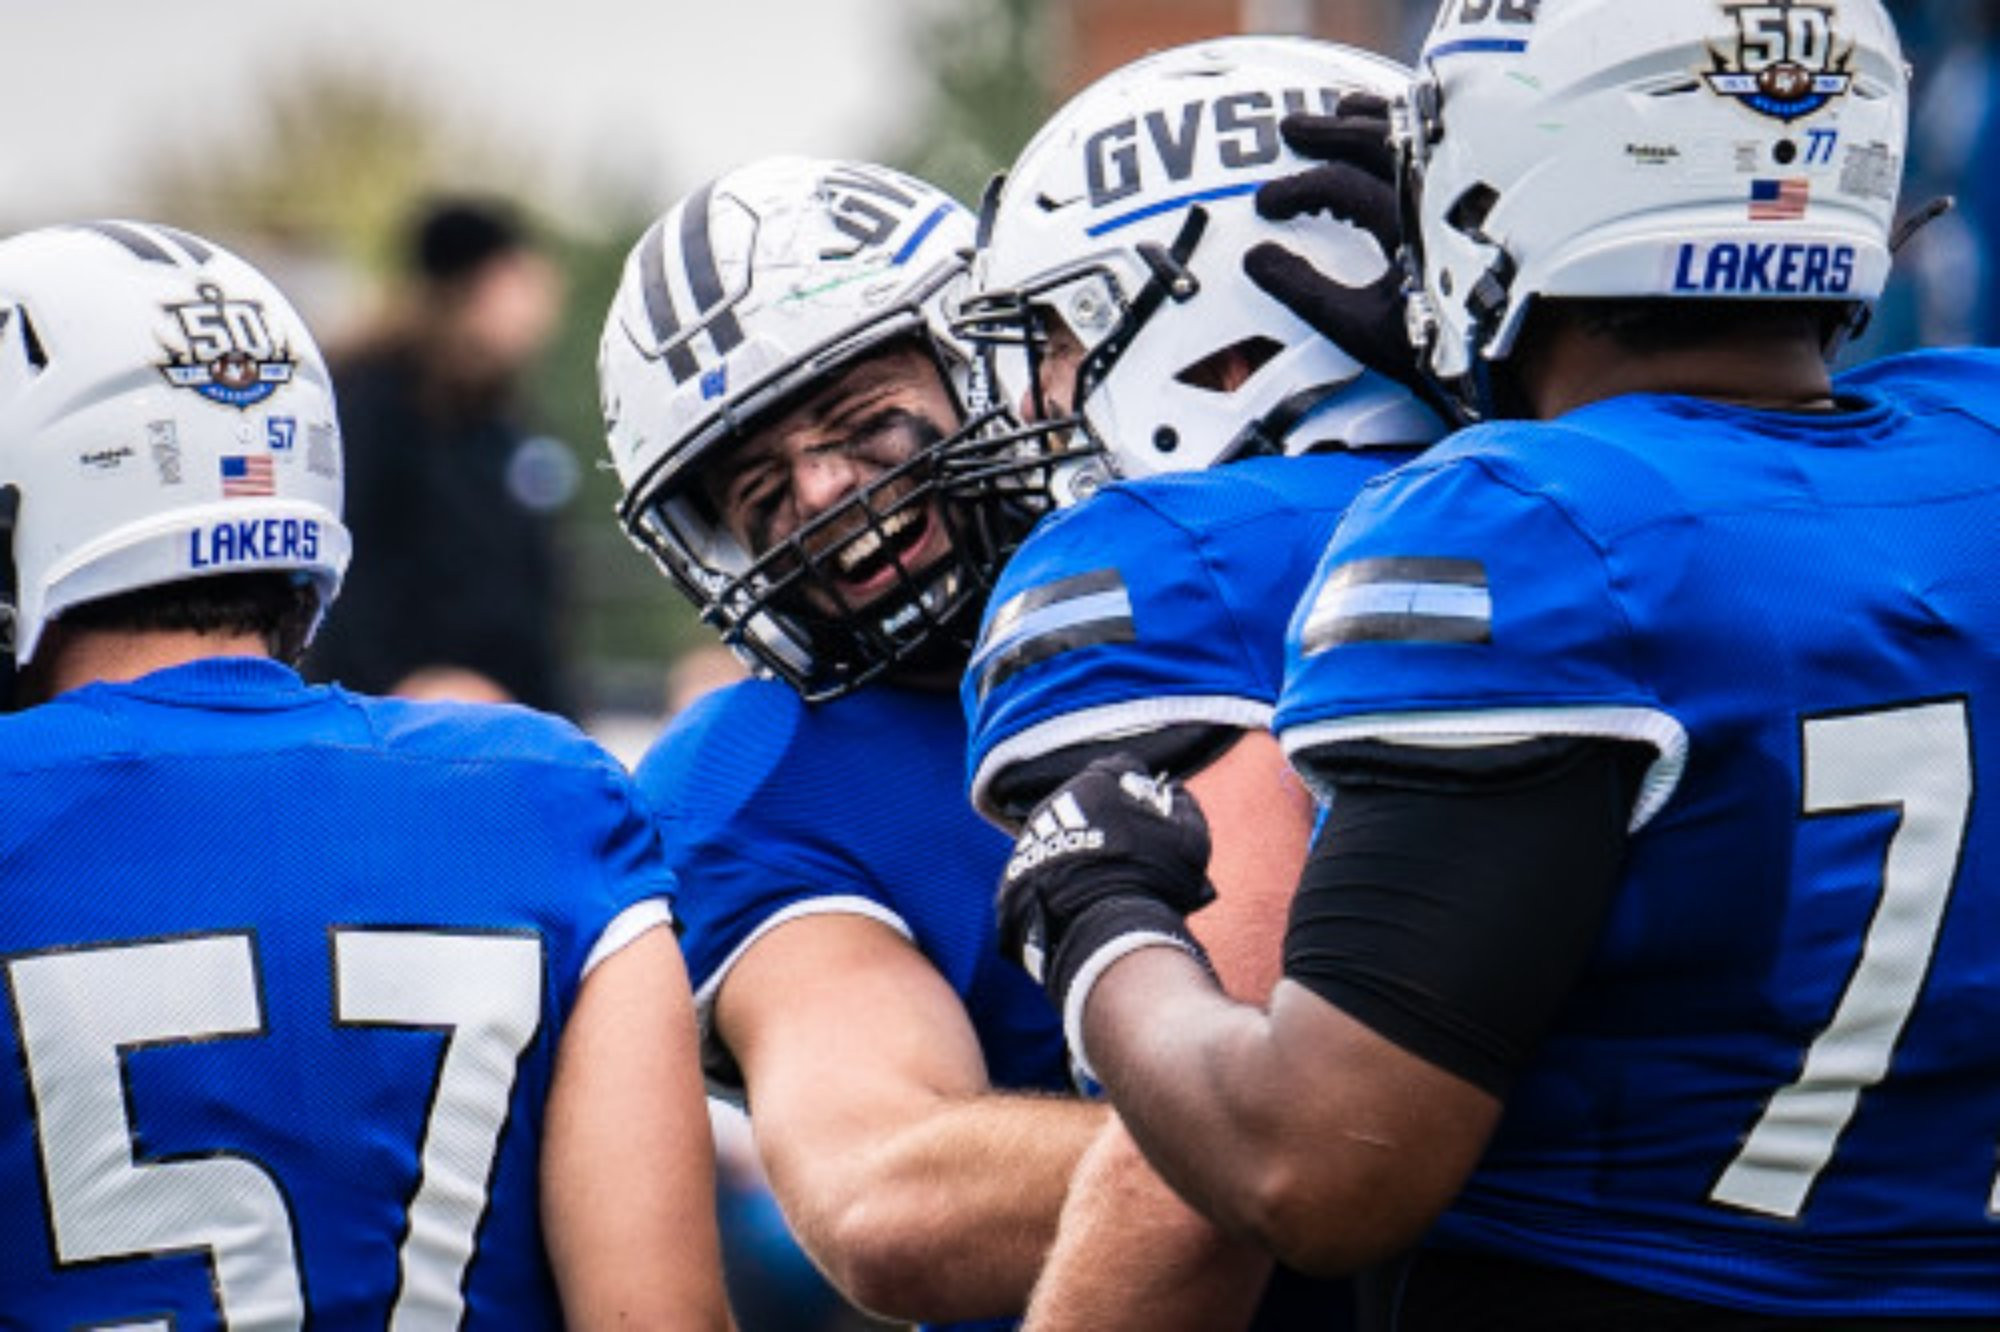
left=7, top=930, right=543, bottom=1329
left=1710, top=699, right=1974, bottom=1219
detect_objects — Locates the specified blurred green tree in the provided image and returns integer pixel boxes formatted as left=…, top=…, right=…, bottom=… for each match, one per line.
left=886, top=0, right=1056, bottom=207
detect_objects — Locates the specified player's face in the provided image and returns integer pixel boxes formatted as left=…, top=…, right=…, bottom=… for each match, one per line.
left=699, top=344, right=961, bottom=617
left=1023, top=311, right=1085, bottom=424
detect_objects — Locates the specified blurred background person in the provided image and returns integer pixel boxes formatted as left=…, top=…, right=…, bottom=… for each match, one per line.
left=307, top=194, right=580, bottom=713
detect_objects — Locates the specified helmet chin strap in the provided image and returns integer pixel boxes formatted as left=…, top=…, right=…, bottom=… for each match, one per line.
left=1449, top=249, right=1516, bottom=423
left=0, top=484, right=20, bottom=711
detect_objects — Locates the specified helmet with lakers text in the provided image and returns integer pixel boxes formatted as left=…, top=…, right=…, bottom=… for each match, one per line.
left=0, top=221, right=348, bottom=679
left=1401, top=0, right=1907, bottom=416
left=600, top=156, right=1053, bottom=701
left=959, top=34, right=1448, bottom=494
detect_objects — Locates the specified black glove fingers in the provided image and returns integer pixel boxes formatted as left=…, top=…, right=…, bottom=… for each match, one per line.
left=1278, top=111, right=1396, bottom=179
left=1255, top=161, right=1399, bottom=255
left=1337, top=90, right=1391, bottom=121
left=1254, top=163, right=1399, bottom=251
left=1242, top=241, right=1425, bottom=393
left=1243, top=243, right=1393, bottom=338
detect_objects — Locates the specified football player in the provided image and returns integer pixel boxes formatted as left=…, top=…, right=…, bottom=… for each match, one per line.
left=956, top=36, right=1446, bottom=1330
left=599, top=157, right=1101, bottom=1329
left=997, top=0, right=2000, bottom=1324
left=0, top=222, right=727, bottom=1327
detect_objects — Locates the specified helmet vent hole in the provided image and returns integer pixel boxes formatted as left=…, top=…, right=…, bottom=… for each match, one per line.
left=1175, top=336, right=1283, bottom=394
left=1639, top=76, right=1704, bottom=98
left=1446, top=185, right=1499, bottom=241
left=6, top=307, right=47, bottom=372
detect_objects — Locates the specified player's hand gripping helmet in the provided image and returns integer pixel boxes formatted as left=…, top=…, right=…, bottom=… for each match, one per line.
left=959, top=34, right=1447, bottom=496
left=1400, top=0, right=1908, bottom=417
left=600, top=157, right=1052, bottom=701
left=0, top=221, right=348, bottom=677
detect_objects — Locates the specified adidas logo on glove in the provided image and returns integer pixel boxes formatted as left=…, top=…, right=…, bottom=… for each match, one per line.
left=1005, top=792, right=1104, bottom=881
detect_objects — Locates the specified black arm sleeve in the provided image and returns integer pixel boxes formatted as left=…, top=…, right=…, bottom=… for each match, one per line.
left=1283, top=736, right=1652, bottom=1097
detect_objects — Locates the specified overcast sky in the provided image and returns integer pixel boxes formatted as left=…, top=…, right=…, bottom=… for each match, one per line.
left=0, top=0, right=924, bottom=229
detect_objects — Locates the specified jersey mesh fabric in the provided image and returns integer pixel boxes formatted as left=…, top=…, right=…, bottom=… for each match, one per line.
left=638, top=677, right=1069, bottom=1332
left=963, top=449, right=1422, bottom=819
left=1276, top=348, right=2000, bottom=1316
left=0, top=657, right=672, bottom=1326
left=637, top=676, right=1069, bottom=1099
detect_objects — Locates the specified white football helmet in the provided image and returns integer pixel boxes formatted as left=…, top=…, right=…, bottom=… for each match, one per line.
left=959, top=34, right=1447, bottom=494
left=0, top=221, right=348, bottom=672
left=1401, top=0, right=1908, bottom=414
left=600, top=156, right=1052, bottom=700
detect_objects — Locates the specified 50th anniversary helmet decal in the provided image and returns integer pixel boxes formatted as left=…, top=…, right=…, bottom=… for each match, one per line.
left=1705, top=1, right=1855, bottom=123
left=158, top=282, right=297, bottom=409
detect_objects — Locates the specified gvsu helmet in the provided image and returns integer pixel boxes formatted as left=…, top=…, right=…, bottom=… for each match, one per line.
left=960, top=35, right=1446, bottom=494
left=0, top=221, right=348, bottom=671
left=1401, top=0, right=1908, bottom=414
left=600, top=157, right=1049, bottom=701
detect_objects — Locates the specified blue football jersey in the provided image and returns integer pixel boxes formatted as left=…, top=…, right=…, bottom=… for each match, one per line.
left=963, top=450, right=1418, bottom=820
left=0, top=657, right=675, bottom=1328
left=635, top=676, right=1068, bottom=1099
left=1277, top=348, right=2000, bottom=1316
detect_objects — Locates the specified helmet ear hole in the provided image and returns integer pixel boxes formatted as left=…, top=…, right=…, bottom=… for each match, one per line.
left=1173, top=336, right=1284, bottom=394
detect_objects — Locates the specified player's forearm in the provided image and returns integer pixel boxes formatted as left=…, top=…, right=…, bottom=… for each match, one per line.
left=1085, top=952, right=1492, bottom=1274
left=779, top=1091, right=1108, bottom=1321
left=1023, top=1119, right=1268, bottom=1332
left=1082, top=950, right=1300, bottom=1240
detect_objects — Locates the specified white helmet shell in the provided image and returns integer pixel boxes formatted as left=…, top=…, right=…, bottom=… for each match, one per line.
left=601, top=156, right=981, bottom=508
left=600, top=157, right=1047, bottom=699
left=0, top=221, right=348, bottom=668
left=1405, top=0, right=1908, bottom=394
left=967, top=34, right=1446, bottom=491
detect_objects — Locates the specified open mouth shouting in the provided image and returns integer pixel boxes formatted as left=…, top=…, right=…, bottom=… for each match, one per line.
left=818, top=489, right=949, bottom=613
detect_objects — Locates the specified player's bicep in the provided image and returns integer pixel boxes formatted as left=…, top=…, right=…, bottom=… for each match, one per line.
left=543, top=926, right=729, bottom=1329
left=1182, top=729, right=1317, bottom=1003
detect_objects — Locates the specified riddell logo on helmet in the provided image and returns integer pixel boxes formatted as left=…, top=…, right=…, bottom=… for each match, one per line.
left=1704, top=1, right=1855, bottom=123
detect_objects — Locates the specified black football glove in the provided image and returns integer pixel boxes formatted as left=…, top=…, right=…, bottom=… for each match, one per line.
left=1243, top=94, right=1451, bottom=419
left=995, top=755, right=1217, bottom=1067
